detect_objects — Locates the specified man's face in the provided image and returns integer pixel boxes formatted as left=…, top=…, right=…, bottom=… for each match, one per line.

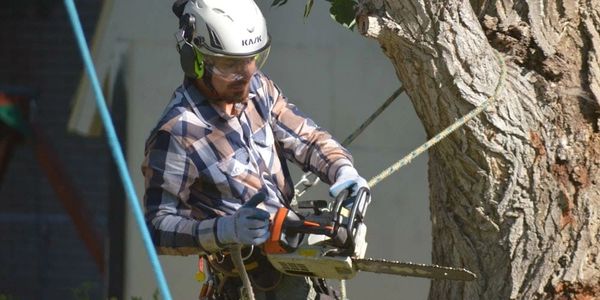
left=204, top=55, right=258, bottom=103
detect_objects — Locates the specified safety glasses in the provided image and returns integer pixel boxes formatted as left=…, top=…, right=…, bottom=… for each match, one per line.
left=203, top=47, right=270, bottom=81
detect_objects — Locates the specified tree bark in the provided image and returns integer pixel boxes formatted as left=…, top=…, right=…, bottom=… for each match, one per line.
left=356, top=0, right=600, bottom=298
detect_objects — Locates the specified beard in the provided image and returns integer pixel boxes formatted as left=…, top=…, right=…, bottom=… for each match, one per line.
left=217, top=81, right=250, bottom=103
left=201, top=71, right=252, bottom=104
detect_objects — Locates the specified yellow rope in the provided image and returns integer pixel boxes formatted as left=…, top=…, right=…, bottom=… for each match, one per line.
left=368, top=50, right=506, bottom=188
left=231, top=245, right=255, bottom=300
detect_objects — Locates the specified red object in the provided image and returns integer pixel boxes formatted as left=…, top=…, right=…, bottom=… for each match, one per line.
left=32, top=124, right=105, bottom=274
left=264, top=207, right=290, bottom=254
left=0, top=93, right=28, bottom=183
left=0, top=90, right=105, bottom=275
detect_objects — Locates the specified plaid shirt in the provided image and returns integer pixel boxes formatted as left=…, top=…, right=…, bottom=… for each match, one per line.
left=142, top=72, right=353, bottom=255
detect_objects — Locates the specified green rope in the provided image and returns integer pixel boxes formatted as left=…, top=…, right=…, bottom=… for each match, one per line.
left=293, top=86, right=405, bottom=199
left=368, top=50, right=507, bottom=188
left=341, top=86, right=405, bottom=146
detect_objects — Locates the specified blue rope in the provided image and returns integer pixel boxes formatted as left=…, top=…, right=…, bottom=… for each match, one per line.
left=63, top=1, right=172, bottom=299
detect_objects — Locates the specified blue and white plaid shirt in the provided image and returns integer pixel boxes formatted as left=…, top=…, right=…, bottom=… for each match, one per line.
left=142, top=72, right=353, bottom=255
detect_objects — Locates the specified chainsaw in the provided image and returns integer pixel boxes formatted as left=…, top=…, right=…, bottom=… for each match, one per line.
left=264, top=188, right=476, bottom=281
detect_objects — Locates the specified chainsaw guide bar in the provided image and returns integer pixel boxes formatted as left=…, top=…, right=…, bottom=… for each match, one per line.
left=353, top=258, right=477, bottom=281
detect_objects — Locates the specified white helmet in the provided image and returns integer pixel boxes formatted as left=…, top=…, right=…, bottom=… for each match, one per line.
left=174, top=0, right=271, bottom=78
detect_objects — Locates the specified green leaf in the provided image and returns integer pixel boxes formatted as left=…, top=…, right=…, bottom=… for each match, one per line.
left=303, top=0, right=315, bottom=19
left=329, top=0, right=357, bottom=29
left=71, top=282, right=93, bottom=300
left=271, top=0, right=288, bottom=7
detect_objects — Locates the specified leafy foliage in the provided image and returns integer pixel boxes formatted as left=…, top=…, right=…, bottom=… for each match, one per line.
left=304, top=0, right=315, bottom=19
left=328, top=0, right=357, bottom=29
left=71, top=282, right=94, bottom=300
left=271, top=0, right=289, bottom=7
left=269, top=0, right=357, bottom=30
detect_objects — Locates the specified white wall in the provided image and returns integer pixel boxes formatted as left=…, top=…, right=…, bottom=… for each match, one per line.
left=105, top=1, right=432, bottom=299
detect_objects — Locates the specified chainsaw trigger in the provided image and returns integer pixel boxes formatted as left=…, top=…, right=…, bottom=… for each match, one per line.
left=303, top=221, right=320, bottom=227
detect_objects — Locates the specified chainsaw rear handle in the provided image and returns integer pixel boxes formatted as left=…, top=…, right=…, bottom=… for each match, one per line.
left=264, top=207, right=306, bottom=254
left=264, top=207, right=337, bottom=254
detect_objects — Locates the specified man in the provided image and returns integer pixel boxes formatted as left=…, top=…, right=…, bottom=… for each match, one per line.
left=142, top=0, right=369, bottom=298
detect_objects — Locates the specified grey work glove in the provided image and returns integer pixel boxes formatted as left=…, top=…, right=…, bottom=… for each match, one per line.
left=216, top=193, right=271, bottom=246
left=329, top=166, right=369, bottom=198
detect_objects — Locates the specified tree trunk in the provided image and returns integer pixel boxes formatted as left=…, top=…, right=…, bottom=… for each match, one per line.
left=356, top=0, right=600, bottom=298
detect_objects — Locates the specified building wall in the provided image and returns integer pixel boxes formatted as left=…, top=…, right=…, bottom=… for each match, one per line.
left=122, top=1, right=432, bottom=299
left=0, top=1, right=108, bottom=299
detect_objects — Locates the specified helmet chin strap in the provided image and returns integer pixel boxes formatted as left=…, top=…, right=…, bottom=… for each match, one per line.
left=201, top=69, right=223, bottom=93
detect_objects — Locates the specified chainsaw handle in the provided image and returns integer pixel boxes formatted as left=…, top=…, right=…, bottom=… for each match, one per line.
left=332, top=189, right=349, bottom=229
left=346, top=187, right=370, bottom=248
left=347, top=187, right=370, bottom=230
left=264, top=208, right=307, bottom=254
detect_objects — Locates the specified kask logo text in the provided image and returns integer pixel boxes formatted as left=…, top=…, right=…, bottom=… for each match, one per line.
left=242, top=36, right=262, bottom=46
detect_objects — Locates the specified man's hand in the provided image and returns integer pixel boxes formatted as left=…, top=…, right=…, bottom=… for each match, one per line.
left=329, top=166, right=369, bottom=198
left=216, top=193, right=271, bottom=246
